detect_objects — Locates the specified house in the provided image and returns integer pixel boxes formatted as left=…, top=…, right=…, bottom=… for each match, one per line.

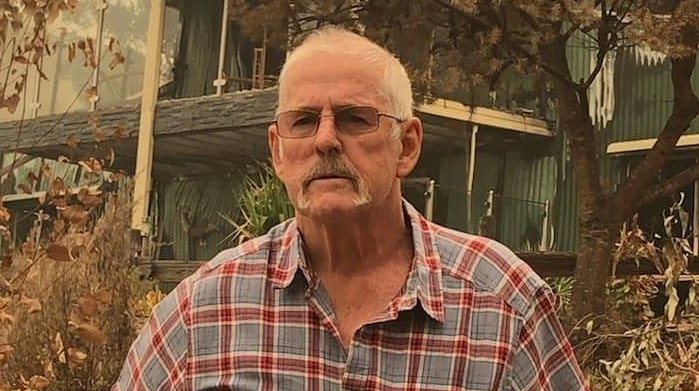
left=1, top=0, right=696, bottom=284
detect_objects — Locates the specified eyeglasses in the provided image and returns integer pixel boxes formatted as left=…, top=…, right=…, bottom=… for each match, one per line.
left=274, top=106, right=404, bottom=139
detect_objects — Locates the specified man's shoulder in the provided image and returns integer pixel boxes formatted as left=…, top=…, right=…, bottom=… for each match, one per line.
left=189, top=220, right=293, bottom=285
left=430, top=223, right=547, bottom=315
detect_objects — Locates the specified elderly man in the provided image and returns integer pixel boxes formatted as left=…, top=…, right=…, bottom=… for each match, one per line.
left=113, top=26, right=589, bottom=390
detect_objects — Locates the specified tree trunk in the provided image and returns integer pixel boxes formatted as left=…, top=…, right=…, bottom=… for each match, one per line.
left=542, top=36, right=610, bottom=318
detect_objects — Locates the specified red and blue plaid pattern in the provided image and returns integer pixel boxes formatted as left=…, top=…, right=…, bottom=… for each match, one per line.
left=113, top=202, right=589, bottom=390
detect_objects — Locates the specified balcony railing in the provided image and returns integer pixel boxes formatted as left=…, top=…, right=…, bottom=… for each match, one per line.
left=473, top=190, right=553, bottom=252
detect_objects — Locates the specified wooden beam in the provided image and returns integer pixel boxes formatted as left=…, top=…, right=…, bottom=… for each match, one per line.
left=132, top=0, right=165, bottom=235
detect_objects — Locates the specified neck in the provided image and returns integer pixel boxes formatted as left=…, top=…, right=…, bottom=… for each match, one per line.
left=296, top=195, right=413, bottom=277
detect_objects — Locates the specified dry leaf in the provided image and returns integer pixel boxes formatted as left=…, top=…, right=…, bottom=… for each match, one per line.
left=92, top=127, right=105, bottom=141
left=68, top=42, right=76, bottom=62
left=113, top=124, right=125, bottom=139
left=0, top=310, right=15, bottom=324
left=108, top=52, right=125, bottom=70
left=61, top=204, right=89, bottom=225
left=76, top=323, right=108, bottom=344
left=88, top=114, right=99, bottom=128
left=27, top=375, right=50, bottom=389
left=78, top=188, right=102, bottom=209
left=49, top=177, right=67, bottom=196
left=13, top=55, right=28, bottom=64
left=67, top=347, right=87, bottom=367
left=46, top=243, right=73, bottom=262
left=41, top=358, right=55, bottom=379
left=77, top=296, right=99, bottom=317
left=93, top=289, right=113, bottom=304
left=57, top=155, right=71, bottom=163
left=20, top=296, right=42, bottom=314
left=17, top=183, right=33, bottom=194
left=1, top=251, right=11, bottom=268
left=0, top=206, right=10, bottom=224
left=6, top=93, right=20, bottom=114
left=85, top=86, right=97, bottom=100
left=0, top=344, right=14, bottom=364
left=27, top=171, right=40, bottom=184
left=66, top=134, right=78, bottom=149
left=37, top=67, right=49, bottom=81
left=69, top=306, right=87, bottom=326
left=52, top=332, right=66, bottom=363
left=21, top=240, right=34, bottom=256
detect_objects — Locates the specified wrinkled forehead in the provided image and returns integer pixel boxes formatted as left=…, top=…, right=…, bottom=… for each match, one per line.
left=277, top=51, right=389, bottom=112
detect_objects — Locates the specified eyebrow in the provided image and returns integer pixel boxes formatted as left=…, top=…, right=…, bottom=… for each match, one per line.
left=292, top=104, right=367, bottom=112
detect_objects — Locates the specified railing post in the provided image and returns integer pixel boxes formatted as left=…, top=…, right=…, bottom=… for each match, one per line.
left=485, top=189, right=494, bottom=216
left=540, top=200, right=551, bottom=251
left=425, top=179, right=435, bottom=221
left=90, top=0, right=108, bottom=111
left=465, top=124, right=478, bottom=232
left=214, top=0, right=229, bottom=95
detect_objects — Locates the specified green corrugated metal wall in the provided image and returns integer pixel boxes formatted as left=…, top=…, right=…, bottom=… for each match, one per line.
left=550, top=33, right=699, bottom=252
left=606, top=49, right=699, bottom=142
left=500, top=151, right=558, bottom=250
left=155, top=171, right=246, bottom=262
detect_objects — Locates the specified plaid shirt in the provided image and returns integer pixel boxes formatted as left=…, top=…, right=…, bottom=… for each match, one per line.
left=113, top=202, right=589, bottom=390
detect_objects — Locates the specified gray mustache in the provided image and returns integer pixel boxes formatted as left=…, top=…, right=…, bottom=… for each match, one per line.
left=302, top=157, right=358, bottom=187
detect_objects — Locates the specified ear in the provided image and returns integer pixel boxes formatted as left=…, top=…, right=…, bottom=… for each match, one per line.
left=396, top=117, right=423, bottom=178
left=268, top=123, right=285, bottom=178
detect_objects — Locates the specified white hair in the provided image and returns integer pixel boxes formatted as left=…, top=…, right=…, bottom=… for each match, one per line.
left=277, top=25, right=413, bottom=129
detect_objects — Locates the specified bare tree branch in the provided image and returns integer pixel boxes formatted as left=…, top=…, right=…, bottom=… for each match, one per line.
left=607, top=28, right=699, bottom=223
left=429, top=0, right=581, bottom=91
left=639, top=161, right=699, bottom=207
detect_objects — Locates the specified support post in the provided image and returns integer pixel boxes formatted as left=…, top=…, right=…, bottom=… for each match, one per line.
left=132, top=0, right=165, bottom=244
left=89, top=0, right=108, bottom=111
left=425, top=179, right=435, bottom=221
left=213, top=0, right=229, bottom=95
left=540, top=200, right=551, bottom=251
left=465, top=124, right=478, bottom=232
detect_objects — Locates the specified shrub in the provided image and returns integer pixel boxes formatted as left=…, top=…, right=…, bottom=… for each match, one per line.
left=0, top=182, right=159, bottom=390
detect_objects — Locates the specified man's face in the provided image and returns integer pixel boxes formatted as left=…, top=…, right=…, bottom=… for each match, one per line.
left=268, top=51, right=422, bottom=219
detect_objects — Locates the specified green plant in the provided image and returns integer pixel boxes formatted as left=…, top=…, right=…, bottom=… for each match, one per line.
left=220, top=162, right=294, bottom=244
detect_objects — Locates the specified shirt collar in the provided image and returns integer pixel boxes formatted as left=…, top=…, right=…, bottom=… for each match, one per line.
left=268, top=200, right=445, bottom=323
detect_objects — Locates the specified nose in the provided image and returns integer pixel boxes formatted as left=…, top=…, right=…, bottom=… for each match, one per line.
left=313, top=114, right=343, bottom=154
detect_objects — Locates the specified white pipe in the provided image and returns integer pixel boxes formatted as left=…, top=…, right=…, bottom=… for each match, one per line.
left=90, top=0, right=108, bottom=111
left=465, top=124, right=478, bottom=231
left=214, top=0, right=229, bottom=95
left=425, top=179, right=435, bottom=221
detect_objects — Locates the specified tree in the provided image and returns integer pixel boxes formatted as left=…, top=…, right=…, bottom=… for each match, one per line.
left=232, top=0, right=699, bottom=319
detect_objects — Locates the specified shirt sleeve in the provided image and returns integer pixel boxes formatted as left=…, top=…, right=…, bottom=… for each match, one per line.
left=509, top=286, right=590, bottom=391
left=111, top=279, right=192, bottom=391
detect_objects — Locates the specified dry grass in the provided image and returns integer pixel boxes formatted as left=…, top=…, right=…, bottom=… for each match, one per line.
left=0, top=182, right=160, bottom=391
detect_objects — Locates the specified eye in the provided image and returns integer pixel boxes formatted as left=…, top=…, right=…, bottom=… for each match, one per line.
left=338, top=107, right=375, bottom=126
left=291, top=112, right=318, bottom=127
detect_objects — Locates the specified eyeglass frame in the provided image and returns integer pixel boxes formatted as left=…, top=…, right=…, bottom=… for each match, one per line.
left=272, top=105, right=405, bottom=139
